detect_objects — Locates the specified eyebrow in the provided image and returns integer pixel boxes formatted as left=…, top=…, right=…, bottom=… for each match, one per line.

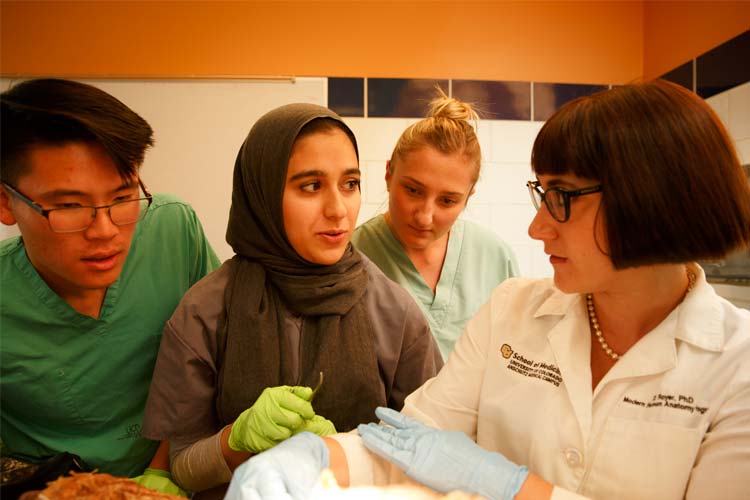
left=543, top=178, right=578, bottom=189
left=39, top=180, right=137, bottom=199
left=401, top=176, right=465, bottom=197
left=288, top=167, right=361, bottom=182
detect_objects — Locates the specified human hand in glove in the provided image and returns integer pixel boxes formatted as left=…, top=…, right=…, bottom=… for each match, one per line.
left=358, top=407, right=529, bottom=500
left=293, top=414, right=337, bottom=437
left=228, top=385, right=335, bottom=453
left=224, top=432, right=328, bottom=500
left=131, top=468, right=189, bottom=497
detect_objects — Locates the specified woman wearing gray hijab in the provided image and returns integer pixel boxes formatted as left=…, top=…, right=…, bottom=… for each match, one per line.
left=142, top=103, right=443, bottom=498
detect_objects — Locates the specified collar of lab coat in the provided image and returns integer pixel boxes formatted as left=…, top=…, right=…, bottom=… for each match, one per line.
left=671, top=265, right=725, bottom=353
left=532, top=264, right=726, bottom=354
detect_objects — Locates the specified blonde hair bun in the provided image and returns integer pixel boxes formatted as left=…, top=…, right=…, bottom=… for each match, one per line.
left=389, top=87, right=482, bottom=182
left=428, top=88, right=479, bottom=123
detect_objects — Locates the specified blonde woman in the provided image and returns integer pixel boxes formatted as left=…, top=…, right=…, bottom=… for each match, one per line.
left=352, top=92, right=518, bottom=359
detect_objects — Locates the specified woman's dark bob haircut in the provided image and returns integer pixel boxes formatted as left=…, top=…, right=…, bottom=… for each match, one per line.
left=531, top=79, right=750, bottom=269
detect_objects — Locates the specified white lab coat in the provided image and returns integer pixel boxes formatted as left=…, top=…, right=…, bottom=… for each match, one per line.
left=334, top=266, right=750, bottom=499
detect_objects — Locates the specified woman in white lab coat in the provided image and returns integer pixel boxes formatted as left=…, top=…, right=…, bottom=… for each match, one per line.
left=224, top=80, right=750, bottom=500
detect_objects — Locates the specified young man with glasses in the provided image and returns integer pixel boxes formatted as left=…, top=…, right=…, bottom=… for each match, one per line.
left=0, top=79, right=220, bottom=495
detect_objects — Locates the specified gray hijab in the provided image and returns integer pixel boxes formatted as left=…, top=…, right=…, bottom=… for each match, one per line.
left=216, top=103, right=384, bottom=432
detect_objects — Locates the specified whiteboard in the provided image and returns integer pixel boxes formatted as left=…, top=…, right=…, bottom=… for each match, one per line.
left=0, top=77, right=328, bottom=260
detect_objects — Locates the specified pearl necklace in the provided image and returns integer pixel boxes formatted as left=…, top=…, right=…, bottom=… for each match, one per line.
left=586, top=267, right=697, bottom=361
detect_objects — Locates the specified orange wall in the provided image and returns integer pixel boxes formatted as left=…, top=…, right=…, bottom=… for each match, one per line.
left=0, top=1, right=746, bottom=84
left=643, top=1, right=750, bottom=80
left=1, top=1, right=641, bottom=84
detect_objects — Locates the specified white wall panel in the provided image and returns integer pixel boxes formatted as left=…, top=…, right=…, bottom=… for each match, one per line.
left=489, top=120, right=544, bottom=163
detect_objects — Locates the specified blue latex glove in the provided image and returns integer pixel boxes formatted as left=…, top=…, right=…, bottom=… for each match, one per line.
left=131, top=468, right=189, bottom=497
left=224, top=432, right=329, bottom=500
left=358, top=407, right=529, bottom=500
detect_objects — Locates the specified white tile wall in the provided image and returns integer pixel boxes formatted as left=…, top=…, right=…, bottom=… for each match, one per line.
left=344, top=116, right=554, bottom=278
left=707, top=82, right=750, bottom=165
left=0, top=222, right=19, bottom=240
left=706, top=83, right=750, bottom=310
left=487, top=121, right=544, bottom=163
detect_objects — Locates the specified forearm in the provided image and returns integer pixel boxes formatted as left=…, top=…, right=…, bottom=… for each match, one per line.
left=324, top=431, right=552, bottom=500
left=171, top=430, right=233, bottom=492
left=326, top=431, right=412, bottom=488
left=148, top=440, right=171, bottom=470
left=323, top=437, right=350, bottom=487
left=220, top=423, right=252, bottom=471
left=515, top=473, right=553, bottom=500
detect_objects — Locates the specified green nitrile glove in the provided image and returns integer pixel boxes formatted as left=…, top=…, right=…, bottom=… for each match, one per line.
left=131, top=468, right=189, bottom=497
left=228, top=385, right=315, bottom=453
left=293, top=414, right=337, bottom=437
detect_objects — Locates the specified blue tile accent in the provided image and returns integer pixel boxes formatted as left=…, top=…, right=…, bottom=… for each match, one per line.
left=660, top=61, right=693, bottom=91
left=328, top=77, right=364, bottom=117
left=697, top=30, right=750, bottom=99
left=533, top=83, right=609, bottom=121
left=368, top=78, right=449, bottom=118
left=452, top=80, right=531, bottom=120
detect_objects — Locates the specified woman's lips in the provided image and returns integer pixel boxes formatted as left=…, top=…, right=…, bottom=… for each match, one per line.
left=549, top=254, right=567, bottom=264
left=318, top=231, right=347, bottom=244
left=408, top=225, right=432, bottom=236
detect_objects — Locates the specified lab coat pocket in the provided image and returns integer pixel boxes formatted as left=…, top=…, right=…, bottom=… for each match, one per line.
left=589, top=416, right=702, bottom=500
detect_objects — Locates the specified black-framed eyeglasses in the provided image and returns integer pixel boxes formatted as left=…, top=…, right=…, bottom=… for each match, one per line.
left=2, top=179, right=153, bottom=233
left=527, top=180, right=602, bottom=223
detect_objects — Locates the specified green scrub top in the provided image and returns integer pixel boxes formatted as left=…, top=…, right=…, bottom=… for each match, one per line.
left=0, top=194, right=220, bottom=477
left=352, top=215, right=519, bottom=359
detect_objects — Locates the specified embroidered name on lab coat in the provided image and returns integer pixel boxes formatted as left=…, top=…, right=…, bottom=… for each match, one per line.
left=501, top=345, right=562, bottom=387
left=623, top=393, right=709, bottom=415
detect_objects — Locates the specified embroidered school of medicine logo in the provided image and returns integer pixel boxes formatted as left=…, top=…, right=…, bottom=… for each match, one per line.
left=500, top=344, right=513, bottom=359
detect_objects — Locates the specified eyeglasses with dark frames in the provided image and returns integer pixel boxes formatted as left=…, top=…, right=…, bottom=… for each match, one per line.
left=527, top=180, right=602, bottom=223
left=2, top=179, right=153, bottom=233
